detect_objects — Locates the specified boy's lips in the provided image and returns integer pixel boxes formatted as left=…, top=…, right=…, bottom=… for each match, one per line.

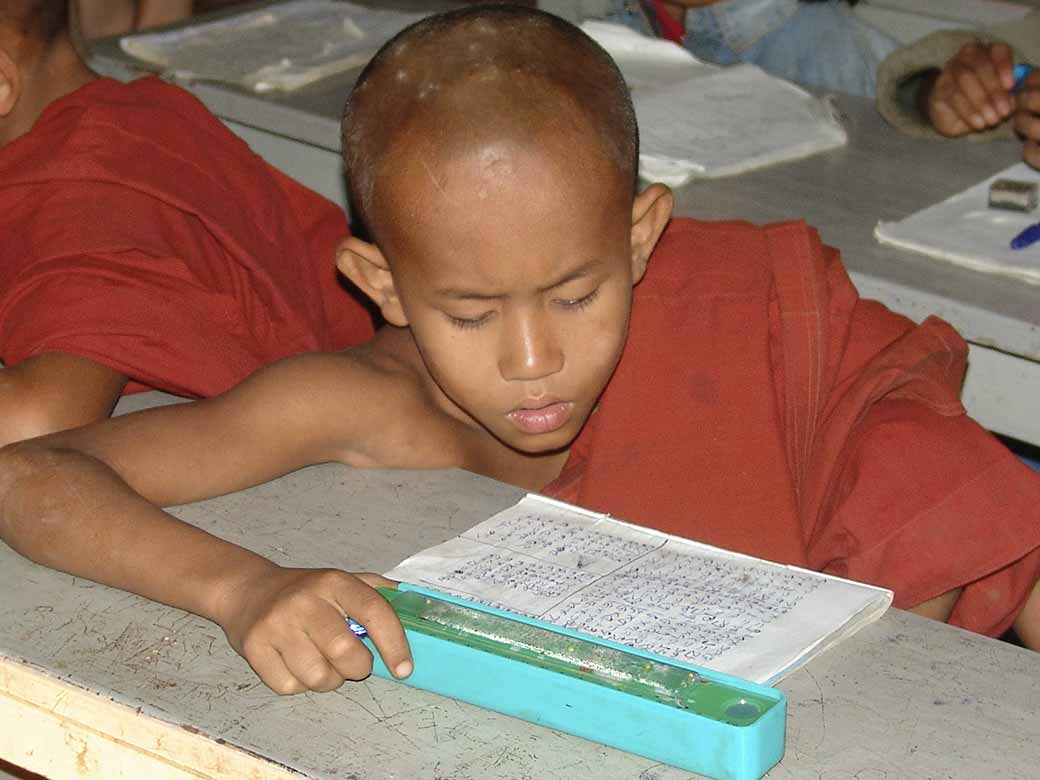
left=507, top=400, right=574, bottom=435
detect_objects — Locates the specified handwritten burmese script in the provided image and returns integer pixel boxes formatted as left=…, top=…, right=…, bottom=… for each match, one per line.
left=385, top=495, right=891, bottom=684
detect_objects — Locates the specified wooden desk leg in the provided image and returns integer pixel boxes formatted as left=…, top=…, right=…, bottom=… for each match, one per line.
left=0, top=655, right=300, bottom=780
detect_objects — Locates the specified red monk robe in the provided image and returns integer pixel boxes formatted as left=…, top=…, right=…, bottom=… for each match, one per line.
left=546, top=218, right=1040, bottom=637
left=0, top=77, right=372, bottom=396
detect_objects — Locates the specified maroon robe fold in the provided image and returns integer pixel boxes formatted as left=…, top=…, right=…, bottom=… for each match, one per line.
left=0, top=77, right=372, bottom=396
left=546, top=218, right=1040, bottom=637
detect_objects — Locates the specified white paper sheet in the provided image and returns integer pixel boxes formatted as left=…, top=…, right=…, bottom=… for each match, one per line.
left=386, top=494, right=891, bottom=685
left=634, top=64, right=847, bottom=185
left=120, top=0, right=425, bottom=91
left=580, top=25, right=848, bottom=186
left=875, top=162, right=1040, bottom=284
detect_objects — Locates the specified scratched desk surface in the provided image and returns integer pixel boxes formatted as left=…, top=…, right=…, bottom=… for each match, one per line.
left=2, top=398, right=1039, bottom=780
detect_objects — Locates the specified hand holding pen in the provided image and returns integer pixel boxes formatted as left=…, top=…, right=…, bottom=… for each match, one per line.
left=1012, top=65, right=1040, bottom=170
left=924, top=42, right=1022, bottom=136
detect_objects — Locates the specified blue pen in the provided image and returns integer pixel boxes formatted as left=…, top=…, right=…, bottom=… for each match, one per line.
left=1010, top=221, right=1040, bottom=250
left=1014, top=63, right=1035, bottom=92
left=346, top=617, right=368, bottom=638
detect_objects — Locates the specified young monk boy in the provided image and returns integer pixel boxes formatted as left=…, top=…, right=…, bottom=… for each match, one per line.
left=2, top=5, right=1039, bottom=696
left=0, top=1, right=372, bottom=446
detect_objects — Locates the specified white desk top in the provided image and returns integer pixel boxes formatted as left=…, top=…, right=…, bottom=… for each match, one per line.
left=2, top=419, right=1038, bottom=778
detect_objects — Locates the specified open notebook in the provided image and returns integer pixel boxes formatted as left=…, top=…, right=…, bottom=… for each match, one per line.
left=876, top=162, right=1040, bottom=285
left=386, top=494, right=891, bottom=686
left=581, top=22, right=848, bottom=185
left=120, top=4, right=846, bottom=186
left=120, top=0, right=426, bottom=92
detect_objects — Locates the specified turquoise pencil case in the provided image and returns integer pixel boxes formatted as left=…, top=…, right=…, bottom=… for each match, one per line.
left=364, top=583, right=786, bottom=780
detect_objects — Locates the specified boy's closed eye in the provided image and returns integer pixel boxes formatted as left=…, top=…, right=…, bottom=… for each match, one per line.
left=447, top=310, right=496, bottom=330
left=554, top=285, right=601, bottom=311
left=444, top=284, right=603, bottom=329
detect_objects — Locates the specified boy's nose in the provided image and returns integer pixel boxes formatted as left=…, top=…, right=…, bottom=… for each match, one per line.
left=498, top=311, right=564, bottom=382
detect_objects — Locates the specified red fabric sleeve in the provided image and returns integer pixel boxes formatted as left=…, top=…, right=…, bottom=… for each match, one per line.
left=816, top=398, right=1040, bottom=636
left=0, top=77, right=374, bottom=396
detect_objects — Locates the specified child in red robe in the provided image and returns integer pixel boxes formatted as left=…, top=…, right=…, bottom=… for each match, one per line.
left=1, top=6, right=1037, bottom=695
left=0, top=1, right=372, bottom=445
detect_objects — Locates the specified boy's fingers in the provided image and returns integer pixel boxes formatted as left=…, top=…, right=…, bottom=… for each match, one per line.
left=340, top=578, right=413, bottom=679
left=1017, top=87, right=1040, bottom=117
left=988, top=42, right=1016, bottom=91
left=1014, top=110, right=1040, bottom=144
left=952, top=66, right=1002, bottom=125
left=928, top=92, right=971, bottom=137
left=247, top=645, right=307, bottom=696
left=945, top=84, right=988, bottom=130
left=1024, top=139, right=1040, bottom=170
left=279, top=637, right=346, bottom=693
left=355, top=571, right=399, bottom=591
left=305, top=606, right=376, bottom=681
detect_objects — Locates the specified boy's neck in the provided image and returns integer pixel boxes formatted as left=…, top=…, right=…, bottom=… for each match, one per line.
left=1, top=34, right=96, bottom=147
left=477, top=444, right=571, bottom=493
left=373, top=325, right=573, bottom=492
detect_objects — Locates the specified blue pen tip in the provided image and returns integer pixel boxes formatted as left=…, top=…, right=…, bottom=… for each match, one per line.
left=1014, top=63, right=1035, bottom=91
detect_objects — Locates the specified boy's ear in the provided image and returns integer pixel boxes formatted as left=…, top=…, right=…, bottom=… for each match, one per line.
left=0, top=47, right=21, bottom=117
left=629, top=183, right=674, bottom=284
left=335, top=236, right=409, bottom=327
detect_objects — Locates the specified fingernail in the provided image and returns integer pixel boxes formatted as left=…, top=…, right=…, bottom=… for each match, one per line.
left=971, top=114, right=986, bottom=129
left=983, top=107, right=998, bottom=124
left=998, top=98, right=1011, bottom=115
left=394, top=659, right=413, bottom=678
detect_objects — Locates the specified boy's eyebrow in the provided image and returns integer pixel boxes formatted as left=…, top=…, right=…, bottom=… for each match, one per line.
left=433, top=259, right=604, bottom=301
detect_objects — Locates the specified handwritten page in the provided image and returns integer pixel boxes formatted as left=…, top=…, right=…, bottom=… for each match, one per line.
left=386, top=494, right=891, bottom=685
left=875, top=162, right=1040, bottom=285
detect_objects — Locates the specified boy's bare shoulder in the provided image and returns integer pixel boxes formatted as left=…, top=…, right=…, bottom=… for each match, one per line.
left=265, top=328, right=467, bottom=471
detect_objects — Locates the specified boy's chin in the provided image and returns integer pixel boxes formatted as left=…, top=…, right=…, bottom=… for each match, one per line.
left=504, top=428, right=579, bottom=457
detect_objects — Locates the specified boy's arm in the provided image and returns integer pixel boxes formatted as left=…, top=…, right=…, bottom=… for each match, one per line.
left=0, top=352, right=414, bottom=693
left=0, top=352, right=127, bottom=447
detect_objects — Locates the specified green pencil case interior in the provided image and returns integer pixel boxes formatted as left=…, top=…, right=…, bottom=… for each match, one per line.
left=364, top=583, right=786, bottom=780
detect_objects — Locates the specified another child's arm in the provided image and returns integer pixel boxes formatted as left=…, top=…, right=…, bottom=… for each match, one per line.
left=922, top=41, right=1017, bottom=136
left=922, top=41, right=1040, bottom=168
left=0, top=352, right=414, bottom=693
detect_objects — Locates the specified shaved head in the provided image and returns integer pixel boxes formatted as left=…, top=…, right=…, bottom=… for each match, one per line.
left=342, top=4, right=638, bottom=236
left=0, top=0, right=69, bottom=44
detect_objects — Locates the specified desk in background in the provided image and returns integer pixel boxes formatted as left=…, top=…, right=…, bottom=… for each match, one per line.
left=89, top=32, right=1040, bottom=447
left=2, top=392, right=1039, bottom=779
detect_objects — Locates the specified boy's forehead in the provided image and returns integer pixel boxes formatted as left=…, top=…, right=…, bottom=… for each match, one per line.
left=365, top=70, right=630, bottom=234
left=375, top=132, right=631, bottom=285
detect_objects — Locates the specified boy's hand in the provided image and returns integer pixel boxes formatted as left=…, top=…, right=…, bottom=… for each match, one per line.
left=1013, top=69, right=1040, bottom=169
left=218, top=567, right=412, bottom=694
left=925, top=41, right=1016, bottom=136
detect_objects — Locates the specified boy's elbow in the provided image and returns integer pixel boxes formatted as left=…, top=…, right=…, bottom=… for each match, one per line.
left=0, top=438, right=100, bottom=571
left=0, top=439, right=65, bottom=546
